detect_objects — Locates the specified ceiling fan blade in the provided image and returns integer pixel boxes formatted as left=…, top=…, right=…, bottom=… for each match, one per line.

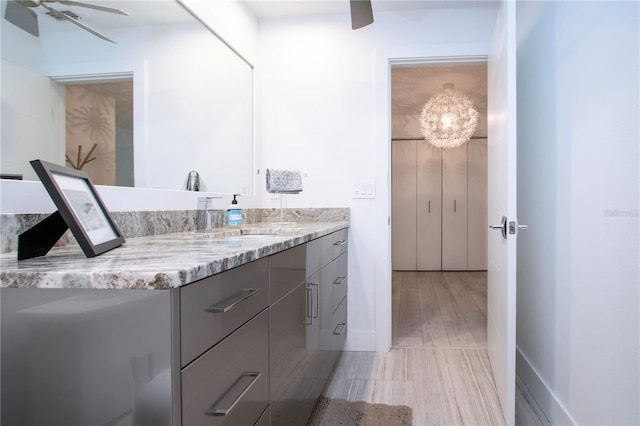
left=53, top=0, right=128, bottom=16
left=350, top=0, right=373, bottom=30
left=40, top=2, right=116, bottom=43
left=4, top=0, right=40, bottom=36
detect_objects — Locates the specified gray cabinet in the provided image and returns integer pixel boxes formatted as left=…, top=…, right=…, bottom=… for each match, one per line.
left=180, top=259, right=270, bottom=426
left=392, top=138, right=487, bottom=271
left=441, top=143, right=468, bottom=270
left=0, top=288, right=175, bottom=426
left=0, top=229, right=348, bottom=426
left=269, top=245, right=316, bottom=425
left=270, top=230, right=349, bottom=426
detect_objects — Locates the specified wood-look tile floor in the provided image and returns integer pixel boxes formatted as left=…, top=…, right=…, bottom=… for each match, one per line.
left=323, top=271, right=546, bottom=426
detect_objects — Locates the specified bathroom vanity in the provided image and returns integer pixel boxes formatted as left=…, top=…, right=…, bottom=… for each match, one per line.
left=0, top=222, right=348, bottom=426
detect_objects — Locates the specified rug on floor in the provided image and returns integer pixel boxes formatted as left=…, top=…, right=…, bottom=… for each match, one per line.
left=307, top=396, right=413, bottom=426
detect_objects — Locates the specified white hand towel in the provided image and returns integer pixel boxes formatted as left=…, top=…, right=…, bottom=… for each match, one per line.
left=266, top=169, right=303, bottom=193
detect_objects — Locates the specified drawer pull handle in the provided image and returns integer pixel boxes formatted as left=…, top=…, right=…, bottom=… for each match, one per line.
left=205, top=371, right=261, bottom=417
left=333, top=276, right=346, bottom=285
left=333, top=322, right=346, bottom=335
left=333, top=240, right=347, bottom=246
left=304, top=288, right=312, bottom=325
left=309, top=282, right=319, bottom=319
left=205, top=288, right=261, bottom=313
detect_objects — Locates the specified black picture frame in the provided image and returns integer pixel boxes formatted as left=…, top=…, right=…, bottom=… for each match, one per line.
left=21, top=159, right=125, bottom=259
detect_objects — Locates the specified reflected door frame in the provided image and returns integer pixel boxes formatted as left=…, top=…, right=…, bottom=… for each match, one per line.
left=51, top=68, right=146, bottom=187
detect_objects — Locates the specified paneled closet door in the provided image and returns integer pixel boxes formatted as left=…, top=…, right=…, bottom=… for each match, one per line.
left=467, top=139, right=488, bottom=270
left=392, top=140, right=417, bottom=270
left=416, top=140, right=442, bottom=270
left=442, top=144, right=468, bottom=270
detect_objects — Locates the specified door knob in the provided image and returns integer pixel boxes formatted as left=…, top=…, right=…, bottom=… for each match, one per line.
left=490, top=216, right=528, bottom=239
left=489, top=216, right=507, bottom=239
left=509, top=221, right=528, bottom=235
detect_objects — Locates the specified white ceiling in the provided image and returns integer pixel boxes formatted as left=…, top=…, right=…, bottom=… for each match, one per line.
left=242, top=0, right=498, bottom=20
left=14, top=1, right=193, bottom=33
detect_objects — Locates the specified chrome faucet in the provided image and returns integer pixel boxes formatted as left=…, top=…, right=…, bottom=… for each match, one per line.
left=196, top=196, right=221, bottom=232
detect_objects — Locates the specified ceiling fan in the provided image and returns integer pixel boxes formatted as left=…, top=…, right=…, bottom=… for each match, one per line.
left=350, top=0, right=374, bottom=30
left=4, top=0, right=128, bottom=43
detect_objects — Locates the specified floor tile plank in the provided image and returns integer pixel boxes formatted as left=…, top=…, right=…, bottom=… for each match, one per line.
left=416, top=273, right=449, bottom=347
left=397, top=272, right=424, bottom=346
left=326, top=270, right=545, bottom=426
left=430, top=272, right=476, bottom=347
left=408, top=347, right=460, bottom=426
left=458, top=270, right=488, bottom=316
left=466, top=349, right=506, bottom=425
left=443, top=272, right=487, bottom=347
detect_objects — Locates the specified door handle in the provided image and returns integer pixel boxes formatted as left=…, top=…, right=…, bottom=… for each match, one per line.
left=428, top=200, right=430, bottom=213
left=454, top=200, right=456, bottom=212
left=509, top=221, right=529, bottom=235
left=489, top=215, right=508, bottom=239
left=490, top=217, right=528, bottom=238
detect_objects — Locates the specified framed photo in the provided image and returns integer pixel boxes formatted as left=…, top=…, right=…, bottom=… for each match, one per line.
left=30, top=159, right=125, bottom=258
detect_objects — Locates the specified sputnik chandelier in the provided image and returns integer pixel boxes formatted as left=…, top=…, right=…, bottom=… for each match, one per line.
left=419, top=83, right=479, bottom=149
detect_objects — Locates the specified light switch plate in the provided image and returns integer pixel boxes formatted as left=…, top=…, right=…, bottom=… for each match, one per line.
left=352, top=180, right=375, bottom=198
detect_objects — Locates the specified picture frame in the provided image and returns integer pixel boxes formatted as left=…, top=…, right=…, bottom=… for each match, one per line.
left=26, top=159, right=125, bottom=258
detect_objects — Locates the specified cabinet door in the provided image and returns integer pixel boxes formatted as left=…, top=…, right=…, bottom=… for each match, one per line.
left=442, top=144, right=468, bottom=270
left=467, top=138, right=487, bottom=270
left=392, top=140, right=417, bottom=270
left=270, top=283, right=318, bottom=426
left=416, top=141, right=442, bottom=270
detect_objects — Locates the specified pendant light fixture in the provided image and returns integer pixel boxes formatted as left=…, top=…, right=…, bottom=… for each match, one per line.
left=419, top=83, right=479, bottom=149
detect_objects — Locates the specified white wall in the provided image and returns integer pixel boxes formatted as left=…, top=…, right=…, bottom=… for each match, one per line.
left=516, top=1, right=639, bottom=424
left=1, top=17, right=62, bottom=180
left=257, top=6, right=498, bottom=350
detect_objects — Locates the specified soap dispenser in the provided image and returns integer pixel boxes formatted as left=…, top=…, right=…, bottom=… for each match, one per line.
left=226, top=194, right=242, bottom=228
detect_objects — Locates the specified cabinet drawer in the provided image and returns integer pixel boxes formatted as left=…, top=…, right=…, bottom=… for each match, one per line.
left=319, top=234, right=334, bottom=269
left=306, top=238, right=321, bottom=279
left=332, top=228, right=348, bottom=260
left=332, top=296, right=348, bottom=351
left=332, top=253, right=348, bottom=312
left=270, top=245, right=306, bottom=304
left=181, top=258, right=269, bottom=367
left=181, top=310, right=269, bottom=426
left=319, top=295, right=347, bottom=352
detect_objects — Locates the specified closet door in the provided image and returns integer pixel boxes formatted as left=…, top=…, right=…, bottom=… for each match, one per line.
left=392, top=140, right=417, bottom=270
left=441, top=144, right=468, bottom=270
left=416, top=141, right=442, bottom=270
left=467, top=139, right=488, bottom=270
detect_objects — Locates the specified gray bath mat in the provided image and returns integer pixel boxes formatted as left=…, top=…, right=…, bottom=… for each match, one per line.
left=307, top=396, right=413, bottom=426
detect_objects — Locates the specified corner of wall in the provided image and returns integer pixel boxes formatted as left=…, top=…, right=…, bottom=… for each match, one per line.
left=516, top=347, right=576, bottom=425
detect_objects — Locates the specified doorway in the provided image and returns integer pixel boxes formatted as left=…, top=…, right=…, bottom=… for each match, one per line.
left=390, top=61, right=489, bottom=349
left=64, top=81, right=134, bottom=186
left=52, top=74, right=134, bottom=187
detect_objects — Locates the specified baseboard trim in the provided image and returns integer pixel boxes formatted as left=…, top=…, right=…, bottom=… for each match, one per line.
left=344, top=330, right=376, bottom=351
left=516, top=346, right=578, bottom=426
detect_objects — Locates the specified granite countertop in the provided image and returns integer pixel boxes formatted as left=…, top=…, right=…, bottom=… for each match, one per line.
left=0, top=222, right=348, bottom=290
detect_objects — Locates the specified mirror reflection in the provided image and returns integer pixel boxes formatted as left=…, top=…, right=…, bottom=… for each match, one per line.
left=1, top=0, right=254, bottom=194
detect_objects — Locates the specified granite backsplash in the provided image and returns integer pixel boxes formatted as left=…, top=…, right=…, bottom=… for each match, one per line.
left=0, top=208, right=349, bottom=254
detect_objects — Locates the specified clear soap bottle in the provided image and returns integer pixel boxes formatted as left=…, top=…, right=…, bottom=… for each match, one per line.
left=226, top=194, right=242, bottom=228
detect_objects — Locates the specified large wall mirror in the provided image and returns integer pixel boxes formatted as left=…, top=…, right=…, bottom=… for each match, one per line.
left=1, top=0, right=254, bottom=194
